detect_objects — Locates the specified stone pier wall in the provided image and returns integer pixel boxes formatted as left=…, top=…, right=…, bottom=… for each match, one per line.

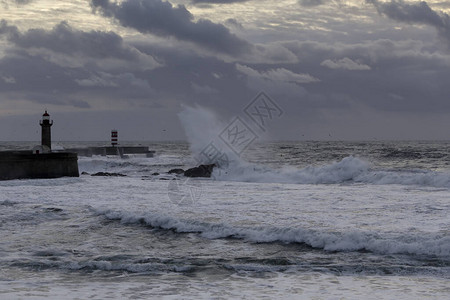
left=0, top=151, right=79, bottom=180
left=65, top=146, right=154, bottom=157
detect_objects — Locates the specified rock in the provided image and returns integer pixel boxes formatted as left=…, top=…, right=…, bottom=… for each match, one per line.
left=168, top=168, right=184, bottom=174
left=184, top=164, right=215, bottom=178
left=151, top=172, right=160, bottom=176
left=45, top=207, right=63, bottom=212
left=91, top=172, right=126, bottom=177
left=81, top=171, right=90, bottom=175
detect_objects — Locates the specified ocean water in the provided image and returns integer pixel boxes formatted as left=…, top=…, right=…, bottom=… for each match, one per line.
left=0, top=141, right=449, bottom=299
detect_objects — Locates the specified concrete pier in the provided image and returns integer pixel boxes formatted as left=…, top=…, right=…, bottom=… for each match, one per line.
left=0, top=111, right=79, bottom=180
left=65, top=146, right=155, bottom=157
left=0, top=151, right=79, bottom=180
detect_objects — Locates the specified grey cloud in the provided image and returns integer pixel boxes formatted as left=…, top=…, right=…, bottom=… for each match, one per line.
left=236, top=64, right=319, bottom=84
left=242, top=43, right=298, bottom=64
left=0, top=20, right=153, bottom=62
left=1, top=0, right=33, bottom=5
left=0, top=21, right=159, bottom=109
left=75, top=72, right=152, bottom=90
left=0, top=54, right=92, bottom=108
left=0, top=21, right=250, bottom=114
left=0, top=50, right=158, bottom=109
left=90, top=0, right=252, bottom=55
left=0, top=20, right=159, bottom=71
left=279, top=39, right=450, bottom=114
left=234, top=64, right=311, bottom=101
left=0, top=74, right=16, bottom=84
left=320, top=57, right=371, bottom=70
left=298, top=0, right=328, bottom=7
left=225, top=18, right=243, bottom=30
left=368, top=0, right=450, bottom=46
left=191, top=82, right=219, bottom=95
left=137, top=37, right=450, bottom=119
left=0, top=53, right=82, bottom=93
left=0, top=19, right=19, bottom=38
left=191, top=0, right=248, bottom=3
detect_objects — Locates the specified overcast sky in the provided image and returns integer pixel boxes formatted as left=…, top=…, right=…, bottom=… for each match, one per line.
left=0, top=0, right=449, bottom=141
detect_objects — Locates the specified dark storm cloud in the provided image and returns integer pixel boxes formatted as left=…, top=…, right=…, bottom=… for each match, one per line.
left=90, top=0, right=252, bottom=55
left=0, top=21, right=159, bottom=109
left=0, top=49, right=157, bottom=108
left=135, top=43, right=250, bottom=105
left=0, top=20, right=154, bottom=63
left=368, top=0, right=450, bottom=46
left=0, top=52, right=92, bottom=107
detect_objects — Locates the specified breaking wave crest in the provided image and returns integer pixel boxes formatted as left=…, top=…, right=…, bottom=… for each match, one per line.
left=214, top=156, right=450, bottom=188
left=95, top=208, right=450, bottom=259
left=76, top=152, right=450, bottom=188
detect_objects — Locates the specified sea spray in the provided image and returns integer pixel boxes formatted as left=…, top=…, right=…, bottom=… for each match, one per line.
left=177, top=105, right=226, bottom=157
left=177, top=105, right=246, bottom=168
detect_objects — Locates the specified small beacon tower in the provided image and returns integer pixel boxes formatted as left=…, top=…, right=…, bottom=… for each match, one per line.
left=111, top=130, right=118, bottom=146
left=39, top=110, right=53, bottom=150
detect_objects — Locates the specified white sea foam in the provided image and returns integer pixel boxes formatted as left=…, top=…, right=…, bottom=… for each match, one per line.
left=76, top=151, right=450, bottom=188
left=95, top=208, right=450, bottom=259
left=214, top=156, right=369, bottom=184
left=213, top=156, right=450, bottom=188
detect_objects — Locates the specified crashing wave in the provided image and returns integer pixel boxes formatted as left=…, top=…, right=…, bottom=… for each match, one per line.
left=95, top=208, right=450, bottom=259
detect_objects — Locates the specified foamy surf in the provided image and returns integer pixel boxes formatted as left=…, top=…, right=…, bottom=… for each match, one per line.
left=76, top=154, right=450, bottom=188
left=94, top=208, right=450, bottom=259
left=2, top=140, right=449, bottom=299
left=213, top=156, right=450, bottom=188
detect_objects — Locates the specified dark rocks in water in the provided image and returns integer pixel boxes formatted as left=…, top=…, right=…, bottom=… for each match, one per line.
left=81, top=171, right=90, bottom=175
left=184, top=164, right=215, bottom=178
left=91, top=172, right=126, bottom=177
left=168, top=168, right=184, bottom=175
left=152, top=172, right=160, bottom=176
left=45, top=207, right=63, bottom=212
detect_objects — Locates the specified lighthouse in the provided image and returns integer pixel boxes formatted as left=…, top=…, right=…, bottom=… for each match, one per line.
left=39, top=110, right=53, bottom=150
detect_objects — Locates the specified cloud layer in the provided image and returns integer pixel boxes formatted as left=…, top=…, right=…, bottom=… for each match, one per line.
left=91, top=0, right=252, bottom=55
left=1, top=0, right=450, bottom=140
left=368, top=0, right=450, bottom=47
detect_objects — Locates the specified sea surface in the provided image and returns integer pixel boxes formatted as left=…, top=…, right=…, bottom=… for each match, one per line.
left=0, top=141, right=449, bottom=299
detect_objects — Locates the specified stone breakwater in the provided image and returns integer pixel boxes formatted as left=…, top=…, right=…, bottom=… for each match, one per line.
left=0, top=151, right=79, bottom=180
